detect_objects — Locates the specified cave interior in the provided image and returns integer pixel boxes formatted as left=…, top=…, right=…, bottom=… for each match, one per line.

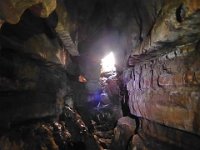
left=0, top=0, right=200, bottom=150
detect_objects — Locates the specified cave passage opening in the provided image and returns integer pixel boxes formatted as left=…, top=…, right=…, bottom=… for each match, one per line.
left=1, top=0, right=200, bottom=150
left=101, top=51, right=116, bottom=73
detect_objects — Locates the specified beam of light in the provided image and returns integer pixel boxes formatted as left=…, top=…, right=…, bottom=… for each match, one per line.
left=101, top=52, right=116, bottom=73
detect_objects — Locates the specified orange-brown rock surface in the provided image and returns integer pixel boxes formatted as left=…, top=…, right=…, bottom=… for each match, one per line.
left=125, top=0, right=200, bottom=146
left=0, top=0, right=56, bottom=25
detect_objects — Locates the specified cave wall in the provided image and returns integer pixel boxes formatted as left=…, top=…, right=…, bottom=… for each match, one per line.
left=125, top=0, right=200, bottom=149
left=0, top=0, right=82, bottom=129
left=0, top=0, right=200, bottom=149
left=0, top=0, right=56, bottom=26
left=128, top=42, right=200, bottom=134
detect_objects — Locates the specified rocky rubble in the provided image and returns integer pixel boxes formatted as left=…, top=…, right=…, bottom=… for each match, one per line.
left=0, top=106, right=101, bottom=150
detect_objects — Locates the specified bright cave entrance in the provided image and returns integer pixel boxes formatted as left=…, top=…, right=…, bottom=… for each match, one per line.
left=101, top=52, right=116, bottom=73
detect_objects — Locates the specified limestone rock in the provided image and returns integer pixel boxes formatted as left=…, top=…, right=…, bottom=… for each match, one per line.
left=128, top=119, right=200, bottom=150
left=0, top=106, right=101, bottom=150
left=129, top=132, right=183, bottom=150
left=1, top=9, right=70, bottom=65
left=0, top=47, right=70, bottom=128
left=55, top=0, right=79, bottom=56
left=24, top=34, right=69, bottom=65
left=126, top=2, right=200, bottom=136
left=111, top=117, right=136, bottom=150
left=127, top=41, right=200, bottom=135
left=0, top=0, right=56, bottom=25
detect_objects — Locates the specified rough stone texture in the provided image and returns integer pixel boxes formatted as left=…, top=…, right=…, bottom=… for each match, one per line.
left=140, top=119, right=200, bottom=150
left=55, top=0, right=79, bottom=57
left=0, top=48, right=70, bottom=128
left=0, top=106, right=101, bottom=150
left=0, top=0, right=200, bottom=149
left=76, top=0, right=165, bottom=66
left=0, top=0, right=79, bottom=128
left=0, top=0, right=56, bottom=24
left=132, top=0, right=200, bottom=55
left=125, top=0, right=200, bottom=145
left=24, top=33, right=68, bottom=65
left=127, top=41, right=200, bottom=135
left=129, top=131, right=184, bottom=150
left=0, top=8, right=72, bottom=66
left=111, top=117, right=136, bottom=150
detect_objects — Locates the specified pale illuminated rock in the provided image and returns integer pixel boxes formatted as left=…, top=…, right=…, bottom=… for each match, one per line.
left=0, top=0, right=56, bottom=25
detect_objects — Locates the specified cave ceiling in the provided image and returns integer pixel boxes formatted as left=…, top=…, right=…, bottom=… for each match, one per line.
left=0, top=0, right=166, bottom=67
left=0, top=0, right=200, bottom=78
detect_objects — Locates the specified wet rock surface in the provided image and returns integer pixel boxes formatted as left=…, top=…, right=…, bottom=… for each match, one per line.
left=138, top=119, right=200, bottom=150
left=0, top=0, right=56, bottom=24
left=0, top=106, right=101, bottom=150
left=111, top=117, right=136, bottom=150
left=0, top=0, right=79, bottom=129
left=124, top=1, right=200, bottom=148
left=129, top=132, right=183, bottom=150
left=91, top=107, right=115, bottom=150
left=0, top=48, right=69, bottom=128
left=126, top=14, right=200, bottom=135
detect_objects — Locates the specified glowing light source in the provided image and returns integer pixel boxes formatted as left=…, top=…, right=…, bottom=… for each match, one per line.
left=78, top=75, right=87, bottom=83
left=101, top=52, right=116, bottom=73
